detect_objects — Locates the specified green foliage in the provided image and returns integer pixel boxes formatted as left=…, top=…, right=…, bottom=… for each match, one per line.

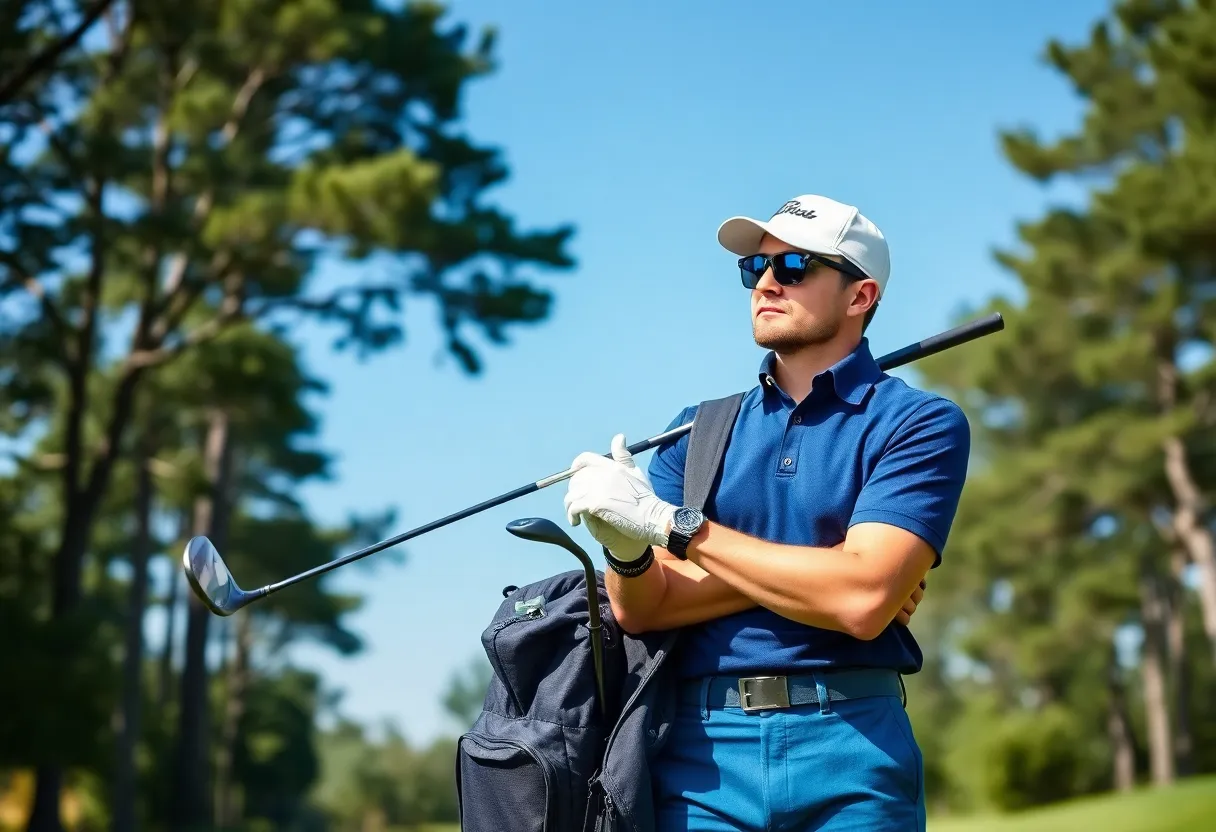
left=439, top=653, right=493, bottom=730
left=908, top=0, right=1216, bottom=814
left=0, top=602, right=116, bottom=771
left=943, top=695, right=1109, bottom=813
left=0, top=0, right=575, bottom=829
left=309, top=720, right=459, bottom=829
left=927, top=774, right=1216, bottom=832
left=235, top=669, right=327, bottom=827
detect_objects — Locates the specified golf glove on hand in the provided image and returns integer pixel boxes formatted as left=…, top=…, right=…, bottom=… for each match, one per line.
left=565, top=433, right=676, bottom=561
left=582, top=514, right=650, bottom=563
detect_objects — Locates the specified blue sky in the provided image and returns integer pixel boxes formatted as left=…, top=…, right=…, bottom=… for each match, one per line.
left=218, top=0, right=1112, bottom=743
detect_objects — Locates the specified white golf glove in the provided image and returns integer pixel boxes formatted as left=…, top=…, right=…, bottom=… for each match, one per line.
left=564, top=434, right=676, bottom=562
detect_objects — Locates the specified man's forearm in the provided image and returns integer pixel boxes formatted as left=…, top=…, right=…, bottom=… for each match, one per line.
left=605, top=547, right=757, bottom=634
left=604, top=552, right=667, bottom=633
left=685, top=520, right=934, bottom=640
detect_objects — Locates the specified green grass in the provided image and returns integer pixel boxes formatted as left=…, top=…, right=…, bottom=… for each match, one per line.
left=422, top=775, right=1216, bottom=832
left=928, top=775, right=1216, bottom=832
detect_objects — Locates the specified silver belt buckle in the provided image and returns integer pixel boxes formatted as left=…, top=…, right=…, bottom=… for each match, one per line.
left=738, top=675, right=790, bottom=713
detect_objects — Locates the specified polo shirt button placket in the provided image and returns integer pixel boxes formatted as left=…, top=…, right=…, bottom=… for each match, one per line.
left=778, top=411, right=801, bottom=476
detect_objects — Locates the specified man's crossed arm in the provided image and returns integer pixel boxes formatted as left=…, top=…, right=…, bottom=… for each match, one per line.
left=564, top=434, right=937, bottom=639
left=607, top=526, right=931, bottom=638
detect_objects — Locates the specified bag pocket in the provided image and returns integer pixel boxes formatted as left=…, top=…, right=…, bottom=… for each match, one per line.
left=456, top=732, right=555, bottom=832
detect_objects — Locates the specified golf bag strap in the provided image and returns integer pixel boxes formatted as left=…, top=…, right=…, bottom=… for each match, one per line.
left=683, top=392, right=744, bottom=511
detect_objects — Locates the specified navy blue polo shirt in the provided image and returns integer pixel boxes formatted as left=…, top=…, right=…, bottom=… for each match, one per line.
left=647, top=337, right=971, bottom=679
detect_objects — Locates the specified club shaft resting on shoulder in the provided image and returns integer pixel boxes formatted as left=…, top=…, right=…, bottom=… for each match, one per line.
left=185, top=312, right=1004, bottom=615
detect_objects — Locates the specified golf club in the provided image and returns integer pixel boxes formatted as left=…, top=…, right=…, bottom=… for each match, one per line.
left=505, top=517, right=608, bottom=713
left=183, top=311, right=1005, bottom=616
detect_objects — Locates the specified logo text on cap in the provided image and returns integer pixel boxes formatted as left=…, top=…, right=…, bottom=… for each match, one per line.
left=773, top=200, right=817, bottom=221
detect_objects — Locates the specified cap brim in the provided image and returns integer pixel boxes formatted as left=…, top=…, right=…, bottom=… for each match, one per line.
left=716, top=216, right=773, bottom=256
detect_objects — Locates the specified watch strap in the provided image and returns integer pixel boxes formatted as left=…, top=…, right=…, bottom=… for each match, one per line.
left=666, top=528, right=692, bottom=559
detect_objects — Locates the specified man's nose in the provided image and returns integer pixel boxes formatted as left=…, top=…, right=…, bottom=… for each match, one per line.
left=754, top=265, right=783, bottom=294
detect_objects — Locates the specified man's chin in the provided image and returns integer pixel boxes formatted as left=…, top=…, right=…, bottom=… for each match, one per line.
left=753, top=322, right=838, bottom=353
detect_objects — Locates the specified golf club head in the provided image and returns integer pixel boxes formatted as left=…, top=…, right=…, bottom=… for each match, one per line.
left=182, top=535, right=253, bottom=616
left=506, top=517, right=589, bottom=560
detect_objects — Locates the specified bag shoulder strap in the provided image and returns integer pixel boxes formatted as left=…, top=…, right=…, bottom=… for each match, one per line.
left=682, top=392, right=744, bottom=511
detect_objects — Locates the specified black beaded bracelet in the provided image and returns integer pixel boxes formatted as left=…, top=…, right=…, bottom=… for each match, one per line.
left=603, top=545, right=655, bottom=578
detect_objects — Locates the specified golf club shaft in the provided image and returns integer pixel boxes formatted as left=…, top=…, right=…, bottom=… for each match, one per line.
left=259, top=312, right=1004, bottom=600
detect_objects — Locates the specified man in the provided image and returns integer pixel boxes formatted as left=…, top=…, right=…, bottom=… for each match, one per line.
left=563, top=193, right=971, bottom=831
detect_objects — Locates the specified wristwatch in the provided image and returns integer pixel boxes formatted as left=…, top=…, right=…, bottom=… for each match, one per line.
left=665, top=506, right=705, bottom=559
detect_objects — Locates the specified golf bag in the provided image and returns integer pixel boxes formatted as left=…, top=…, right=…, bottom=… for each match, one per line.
left=455, top=392, right=744, bottom=832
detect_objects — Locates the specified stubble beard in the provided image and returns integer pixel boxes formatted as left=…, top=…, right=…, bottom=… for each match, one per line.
left=752, top=315, right=841, bottom=354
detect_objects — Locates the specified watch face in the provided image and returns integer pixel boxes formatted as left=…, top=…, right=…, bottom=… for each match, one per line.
left=674, top=507, right=704, bottom=533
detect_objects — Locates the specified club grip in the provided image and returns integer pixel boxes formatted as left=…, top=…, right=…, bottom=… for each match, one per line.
left=876, top=312, right=1004, bottom=371
left=622, top=423, right=694, bottom=457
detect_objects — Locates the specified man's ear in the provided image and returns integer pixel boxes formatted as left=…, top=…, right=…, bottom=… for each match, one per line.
left=847, top=280, right=880, bottom=318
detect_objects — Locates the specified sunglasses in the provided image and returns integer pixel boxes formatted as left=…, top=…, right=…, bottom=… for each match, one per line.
left=738, top=250, right=868, bottom=289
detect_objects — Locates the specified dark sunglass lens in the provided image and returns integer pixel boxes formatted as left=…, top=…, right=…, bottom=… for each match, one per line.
left=740, top=255, right=766, bottom=273
left=739, top=256, right=765, bottom=288
left=772, top=253, right=807, bottom=285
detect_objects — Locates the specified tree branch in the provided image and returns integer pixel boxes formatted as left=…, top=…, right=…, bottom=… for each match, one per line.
left=247, top=282, right=403, bottom=318
left=0, top=0, right=119, bottom=105
left=63, top=176, right=108, bottom=499
left=149, top=250, right=235, bottom=348
left=151, top=66, right=267, bottom=336
left=127, top=277, right=246, bottom=371
left=0, top=252, right=69, bottom=345
left=137, top=68, right=178, bottom=352
left=81, top=360, right=144, bottom=512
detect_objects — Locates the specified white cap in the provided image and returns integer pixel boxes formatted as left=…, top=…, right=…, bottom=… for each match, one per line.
left=717, top=194, right=891, bottom=296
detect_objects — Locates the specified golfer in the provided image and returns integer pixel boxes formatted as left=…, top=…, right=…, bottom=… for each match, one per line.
left=563, top=193, right=971, bottom=831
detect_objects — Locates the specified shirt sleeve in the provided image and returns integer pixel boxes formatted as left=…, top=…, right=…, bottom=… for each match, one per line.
left=646, top=405, right=697, bottom=507
left=848, top=396, right=971, bottom=567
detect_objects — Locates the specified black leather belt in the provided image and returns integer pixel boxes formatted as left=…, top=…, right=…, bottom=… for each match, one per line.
left=679, top=668, right=904, bottom=713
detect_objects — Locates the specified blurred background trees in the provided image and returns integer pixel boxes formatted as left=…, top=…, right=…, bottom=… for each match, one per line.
left=910, top=0, right=1216, bottom=813
left=3, top=0, right=1216, bottom=830
left=0, top=1, right=572, bottom=830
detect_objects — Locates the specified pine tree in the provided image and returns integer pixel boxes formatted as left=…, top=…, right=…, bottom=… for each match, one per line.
left=1, top=1, right=575, bottom=828
left=998, top=0, right=1216, bottom=664
left=912, top=0, right=1216, bottom=806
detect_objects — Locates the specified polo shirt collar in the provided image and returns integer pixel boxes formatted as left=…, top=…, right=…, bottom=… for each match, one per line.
left=758, top=338, right=881, bottom=407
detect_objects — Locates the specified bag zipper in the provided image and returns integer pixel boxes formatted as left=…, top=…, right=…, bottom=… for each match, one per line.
left=460, top=732, right=557, bottom=832
left=595, top=632, right=676, bottom=783
left=486, top=609, right=545, bottom=714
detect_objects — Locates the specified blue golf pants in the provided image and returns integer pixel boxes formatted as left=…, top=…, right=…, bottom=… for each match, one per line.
left=653, top=672, right=926, bottom=831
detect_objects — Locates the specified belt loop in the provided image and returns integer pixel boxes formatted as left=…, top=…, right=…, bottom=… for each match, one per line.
left=700, top=677, right=711, bottom=721
left=812, top=671, right=831, bottom=714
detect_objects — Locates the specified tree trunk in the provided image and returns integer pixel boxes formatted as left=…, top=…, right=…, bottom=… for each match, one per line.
left=112, top=429, right=157, bottom=832
left=23, top=774, right=64, bottom=832
left=1106, top=647, right=1137, bottom=792
left=1156, top=353, right=1216, bottom=665
left=158, top=511, right=191, bottom=711
left=26, top=488, right=95, bottom=832
left=158, top=569, right=180, bottom=712
left=1168, top=549, right=1195, bottom=777
left=1139, top=558, right=1175, bottom=786
left=27, top=366, right=148, bottom=832
left=171, top=409, right=233, bottom=830
left=1162, top=435, right=1216, bottom=665
left=215, top=614, right=252, bottom=827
